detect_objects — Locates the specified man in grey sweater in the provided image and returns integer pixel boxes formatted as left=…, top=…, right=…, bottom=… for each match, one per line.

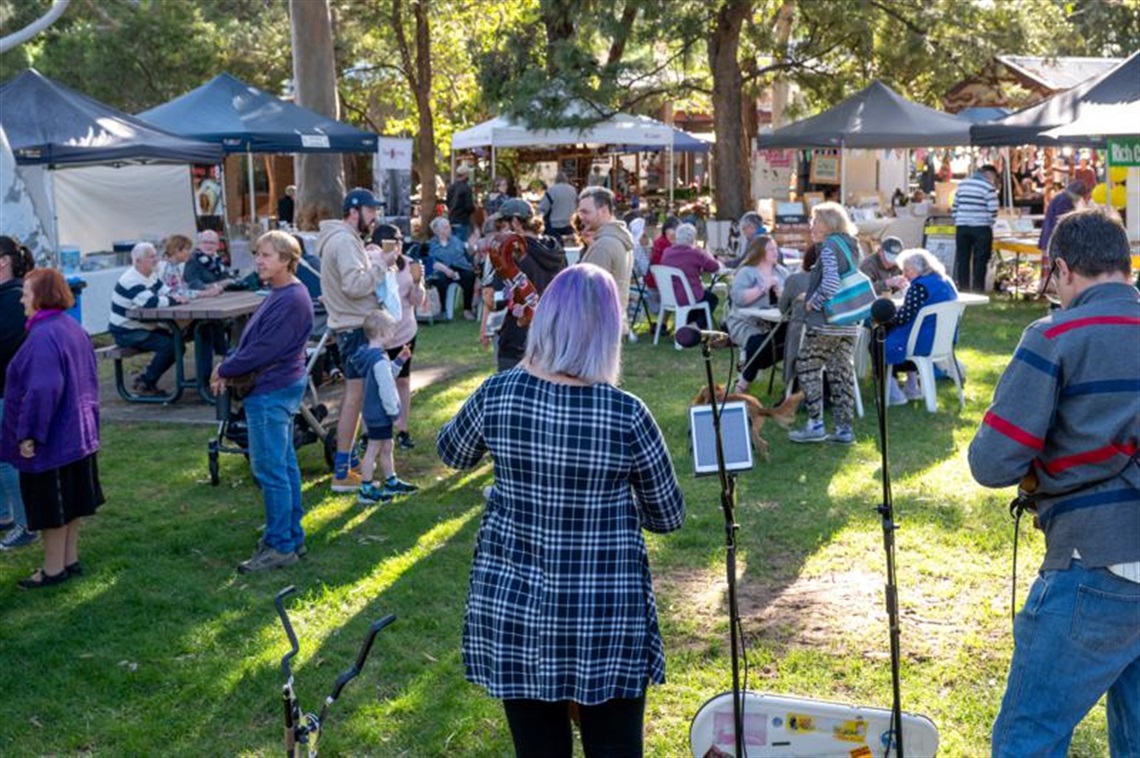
left=969, top=209, right=1139, bottom=757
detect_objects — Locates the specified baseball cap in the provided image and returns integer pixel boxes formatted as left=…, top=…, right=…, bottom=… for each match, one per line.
left=343, top=188, right=382, bottom=214
left=880, top=236, right=903, bottom=263
left=498, top=198, right=533, bottom=221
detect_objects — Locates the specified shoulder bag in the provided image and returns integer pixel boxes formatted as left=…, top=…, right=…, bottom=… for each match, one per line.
left=823, top=235, right=875, bottom=326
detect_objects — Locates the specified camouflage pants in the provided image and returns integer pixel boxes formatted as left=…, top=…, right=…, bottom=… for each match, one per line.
left=796, top=330, right=857, bottom=427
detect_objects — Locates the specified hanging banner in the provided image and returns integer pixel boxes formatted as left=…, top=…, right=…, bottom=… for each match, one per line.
left=752, top=146, right=794, bottom=200
left=375, top=137, right=414, bottom=218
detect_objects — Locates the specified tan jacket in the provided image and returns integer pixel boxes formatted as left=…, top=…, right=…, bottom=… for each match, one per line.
left=317, top=219, right=385, bottom=331
left=582, top=220, right=634, bottom=328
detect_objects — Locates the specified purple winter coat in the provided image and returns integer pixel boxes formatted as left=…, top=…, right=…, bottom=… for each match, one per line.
left=0, top=310, right=100, bottom=473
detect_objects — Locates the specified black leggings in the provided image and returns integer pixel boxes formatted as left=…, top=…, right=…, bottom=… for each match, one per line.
left=431, top=269, right=476, bottom=313
left=503, top=694, right=646, bottom=758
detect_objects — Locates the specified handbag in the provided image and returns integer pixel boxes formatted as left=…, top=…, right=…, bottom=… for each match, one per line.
left=227, top=371, right=258, bottom=400
left=822, top=235, right=875, bottom=325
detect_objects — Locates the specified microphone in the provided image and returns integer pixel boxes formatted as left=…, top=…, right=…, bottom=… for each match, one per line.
left=675, top=324, right=732, bottom=349
left=870, top=297, right=897, bottom=327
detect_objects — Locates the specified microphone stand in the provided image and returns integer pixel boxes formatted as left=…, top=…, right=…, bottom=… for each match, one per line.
left=871, top=324, right=905, bottom=758
left=700, top=340, right=745, bottom=758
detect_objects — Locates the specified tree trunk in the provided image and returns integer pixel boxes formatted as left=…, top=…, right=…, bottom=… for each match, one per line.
left=709, top=0, right=751, bottom=220
left=770, top=0, right=795, bottom=129
left=392, top=0, right=436, bottom=239
left=289, top=0, right=345, bottom=230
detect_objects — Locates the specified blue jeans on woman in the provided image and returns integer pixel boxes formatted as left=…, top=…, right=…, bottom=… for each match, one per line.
left=992, top=560, right=1140, bottom=757
left=244, top=377, right=307, bottom=554
left=0, top=398, right=27, bottom=528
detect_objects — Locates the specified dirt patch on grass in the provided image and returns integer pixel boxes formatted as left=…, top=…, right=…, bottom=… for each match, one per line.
left=658, top=564, right=975, bottom=662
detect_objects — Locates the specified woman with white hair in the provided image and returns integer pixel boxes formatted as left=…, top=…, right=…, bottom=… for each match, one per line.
left=659, top=222, right=721, bottom=329
left=438, top=264, right=684, bottom=757
left=883, top=248, right=958, bottom=405
left=427, top=216, right=477, bottom=320
left=789, top=202, right=862, bottom=444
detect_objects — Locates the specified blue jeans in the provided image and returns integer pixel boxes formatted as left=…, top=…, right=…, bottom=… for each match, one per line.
left=992, top=560, right=1140, bottom=757
left=0, top=398, right=26, bottom=528
left=110, top=325, right=177, bottom=385
left=244, top=378, right=307, bottom=554
left=451, top=223, right=470, bottom=244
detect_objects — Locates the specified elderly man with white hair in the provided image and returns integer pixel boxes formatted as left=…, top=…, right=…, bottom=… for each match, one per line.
left=659, top=222, right=721, bottom=330
left=183, top=229, right=233, bottom=391
left=108, top=242, right=188, bottom=395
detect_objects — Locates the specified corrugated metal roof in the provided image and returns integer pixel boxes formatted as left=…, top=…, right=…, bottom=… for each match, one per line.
left=997, top=56, right=1123, bottom=91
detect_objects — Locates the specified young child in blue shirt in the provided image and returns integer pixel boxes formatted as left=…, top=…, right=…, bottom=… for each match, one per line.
left=351, top=309, right=417, bottom=505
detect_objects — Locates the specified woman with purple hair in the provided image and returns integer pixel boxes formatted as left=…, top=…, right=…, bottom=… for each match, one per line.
left=438, top=263, right=685, bottom=757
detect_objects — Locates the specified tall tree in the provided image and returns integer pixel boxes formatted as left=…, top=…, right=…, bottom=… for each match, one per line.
left=708, top=0, right=751, bottom=219
left=390, top=0, right=436, bottom=238
left=289, top=0, right=344, bottom=229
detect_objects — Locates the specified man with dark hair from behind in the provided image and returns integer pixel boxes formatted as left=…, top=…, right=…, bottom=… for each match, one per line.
left=969, top=208, right=1140, bottom=757
left=952, top=163, right=999, bottom=292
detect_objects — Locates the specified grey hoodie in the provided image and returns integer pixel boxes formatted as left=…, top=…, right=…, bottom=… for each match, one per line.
left=583, top=220, right=634, bottom=328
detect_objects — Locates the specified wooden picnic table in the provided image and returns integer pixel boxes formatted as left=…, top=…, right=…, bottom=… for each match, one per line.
left=127, top=290, right=267, bottom=403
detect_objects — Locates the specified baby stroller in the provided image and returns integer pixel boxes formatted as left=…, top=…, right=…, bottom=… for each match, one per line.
left=207, top=328, right=340, bottom=486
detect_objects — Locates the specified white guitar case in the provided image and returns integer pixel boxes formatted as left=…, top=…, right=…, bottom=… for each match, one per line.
left=690, top=691, right=939, bottom=758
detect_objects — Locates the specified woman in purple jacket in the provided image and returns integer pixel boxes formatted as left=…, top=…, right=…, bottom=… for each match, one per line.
left=211, top=232, right=313, bottom=573
left=1, top=268, right=103, bottom=589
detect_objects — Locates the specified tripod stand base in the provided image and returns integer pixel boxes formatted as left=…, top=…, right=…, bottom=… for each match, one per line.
left=689, top=691, right=939, bottom=757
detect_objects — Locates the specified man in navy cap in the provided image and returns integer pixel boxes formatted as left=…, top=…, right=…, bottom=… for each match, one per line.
left=317, top=188, right=389, bottom=493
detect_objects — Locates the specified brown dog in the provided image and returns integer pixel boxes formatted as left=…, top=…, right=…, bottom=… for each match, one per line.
left=691, top=385, right=803, bottom=461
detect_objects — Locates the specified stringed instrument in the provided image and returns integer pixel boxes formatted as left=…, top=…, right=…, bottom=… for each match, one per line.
left=488, top=233, right=540, bottom=327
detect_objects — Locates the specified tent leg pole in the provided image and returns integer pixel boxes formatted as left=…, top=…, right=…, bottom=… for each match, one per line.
left=840, top=145, right=846, bottom=205
left=491, top=146, right=496, bottom=182
left=247, top=147, right=256, bottom=228
left=668, top=145, right=674, bottom=210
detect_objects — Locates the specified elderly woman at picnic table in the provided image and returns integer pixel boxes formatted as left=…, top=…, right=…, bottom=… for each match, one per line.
left=2, top=268, right=103, bottom=590
left=211, top=231, right=313, bottom=573
left=882, top=247, right=959, bottom=405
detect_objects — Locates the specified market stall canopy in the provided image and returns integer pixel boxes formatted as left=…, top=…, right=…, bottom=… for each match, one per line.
left=137, top=72, right=378, bottom=153
left=452, top=112, right=691, bottom=150
left=0, top=69, right=224, bottom=167
left=972, top=51, right=1140, bottom=146
left=755, top=80, right=972, bottom=149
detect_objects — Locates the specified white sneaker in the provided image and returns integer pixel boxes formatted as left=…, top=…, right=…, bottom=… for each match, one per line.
left=887, top=378, right=908, bottom=406
left=788, top=420, right=828, bottom=443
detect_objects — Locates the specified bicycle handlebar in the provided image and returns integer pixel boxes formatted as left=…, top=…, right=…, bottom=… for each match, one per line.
left=327, top=614, right=397, bottom=703
left=275, top=585, right=300, bottom=680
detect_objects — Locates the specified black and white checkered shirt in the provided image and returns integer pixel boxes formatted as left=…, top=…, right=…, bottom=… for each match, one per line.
left=437, top=368, right=685, bottom=704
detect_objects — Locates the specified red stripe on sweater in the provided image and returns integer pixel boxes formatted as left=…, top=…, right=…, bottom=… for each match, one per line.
left=983, top=411, right=1045, bottom=451
left=1044, top=316, right=1140, bottom=339
left=1039, top=441, right=1139, bottom=476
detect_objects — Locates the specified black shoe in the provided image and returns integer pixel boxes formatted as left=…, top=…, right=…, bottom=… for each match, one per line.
left=397, top=431, right=415, bottom=449
left=132, top=376, right=160, bottom=395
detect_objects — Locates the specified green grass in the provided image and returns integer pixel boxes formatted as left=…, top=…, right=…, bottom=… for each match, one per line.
left=0, top=302, right=1112, bottom=756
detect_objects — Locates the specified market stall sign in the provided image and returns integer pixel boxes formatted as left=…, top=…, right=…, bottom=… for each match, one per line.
left=1108, top=138, right=1140, bottom=168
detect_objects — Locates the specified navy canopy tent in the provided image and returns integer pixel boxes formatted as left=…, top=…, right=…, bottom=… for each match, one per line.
left=0, top=69, right=223, bottom=167
left=756, top=80, right=972, bottom=149
left=137, top=72, right=378, bottom=154
left=971, top=52, right=1140, bottom=146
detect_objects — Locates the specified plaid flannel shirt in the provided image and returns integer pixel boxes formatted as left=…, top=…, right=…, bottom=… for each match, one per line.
left=437, top=368, right=685, bottom=704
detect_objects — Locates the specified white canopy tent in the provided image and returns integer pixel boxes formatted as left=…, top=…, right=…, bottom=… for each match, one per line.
left=451, top=112, right=705, bottom=205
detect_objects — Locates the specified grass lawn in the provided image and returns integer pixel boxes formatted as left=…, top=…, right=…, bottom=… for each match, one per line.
left=0, top=300, right=1112, bottom=756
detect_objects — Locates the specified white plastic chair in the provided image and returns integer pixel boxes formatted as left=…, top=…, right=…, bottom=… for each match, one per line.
left=903, top=300, right=967, bottom=413
left=650, top=265, right=712, bottom=350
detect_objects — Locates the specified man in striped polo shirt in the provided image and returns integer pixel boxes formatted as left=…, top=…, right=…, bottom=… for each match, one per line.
left=108, top=242, right=188, bottom=394
left=952, top=164, right=999, bottom=292
left=969, top=209, right=1139, bottom=757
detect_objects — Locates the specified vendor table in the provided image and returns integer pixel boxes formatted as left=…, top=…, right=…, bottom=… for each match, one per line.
left=993, top=235, right=1043, bottom=298
left=127, top=290, right=267, bottom=403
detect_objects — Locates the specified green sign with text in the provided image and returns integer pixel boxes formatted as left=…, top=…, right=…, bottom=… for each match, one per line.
left=1108, top=138, right=1140, bottom=167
